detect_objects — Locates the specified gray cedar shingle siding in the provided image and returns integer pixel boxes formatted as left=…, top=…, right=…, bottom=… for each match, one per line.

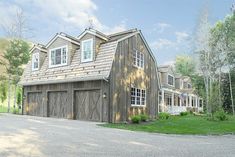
left=21, top=39, right=117, bottom=85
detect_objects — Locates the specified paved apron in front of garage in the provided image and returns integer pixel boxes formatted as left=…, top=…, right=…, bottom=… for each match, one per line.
left=0, top=114, right=234, bottom=157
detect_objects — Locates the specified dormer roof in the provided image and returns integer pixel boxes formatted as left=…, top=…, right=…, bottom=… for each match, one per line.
left=46, top=32, right=80, bottom=48
left=77, top=28, right=109, bottom=41
left=29, top=44, right=47, bottom=53
left=20, top=28, right=160, bottom=88
left=158, top=65, right=174, bottom=73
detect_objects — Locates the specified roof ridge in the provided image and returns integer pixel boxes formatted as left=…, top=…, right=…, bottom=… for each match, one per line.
left=59, top=32, right=80, bottom=43
left=86, top=28, right=108, bottom=38
left=107, top=28, right=138, bottom=37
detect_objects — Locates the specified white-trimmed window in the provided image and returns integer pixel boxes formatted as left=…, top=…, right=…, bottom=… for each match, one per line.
left=167, top=96, right=172, bottom=106
left=81, top=39, right=93, bottom=62
left=32, top=53, right=39, bottom=71
left=167, top=74, right=174, bottom=86
left=131, top=87, right=146, bottom=106
left=133, top=50, right=144, bottom=68
left=49, top=46, right=68, bottom=67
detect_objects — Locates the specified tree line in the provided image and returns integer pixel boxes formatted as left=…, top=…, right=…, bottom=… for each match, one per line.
left=0, top=9, right=30, bottom=113
left=175, top=6, right=235, bottom=116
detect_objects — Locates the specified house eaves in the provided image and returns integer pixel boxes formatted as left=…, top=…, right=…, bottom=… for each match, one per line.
left=46, top=33, right=80, bottom=48
left=77, top=28, right=109, bottom=41
left=29, top=44, right=47, bottom=54
left=108, top=30, right=162, bottom=90
left=21, top=76, right=108, bottom=86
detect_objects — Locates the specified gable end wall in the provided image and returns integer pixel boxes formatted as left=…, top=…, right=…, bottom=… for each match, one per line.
left=109, top=34, right=158, bottom=123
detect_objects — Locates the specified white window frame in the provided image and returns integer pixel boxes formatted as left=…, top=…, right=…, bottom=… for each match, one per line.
left=167, top=74, right=175, bottom=86
left=133, top=50, right=144, bottom=69
left=81, top=38, right=93, bottom=63
left=131, top=87, right=146, bottom=107
left=32, top=53, right=39, bottom=71
left=49, top=45, right=68, bottom=68
left=166, top=95, right=172, bottom=106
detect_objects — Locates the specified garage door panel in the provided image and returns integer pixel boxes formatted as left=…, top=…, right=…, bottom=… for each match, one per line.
left=27, top=92, right=43, bottom=116
left=74, top=90, right=101, bottom=121
left=48, top=91, right=68, bottom=118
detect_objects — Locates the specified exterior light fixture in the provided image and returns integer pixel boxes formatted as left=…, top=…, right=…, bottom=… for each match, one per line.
left=103, top=93, right=107, bottom=99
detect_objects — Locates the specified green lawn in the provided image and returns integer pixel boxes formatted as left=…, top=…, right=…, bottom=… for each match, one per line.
left=101, top=115, right=235, bottom=135
left=0, top=105, right=22, bottom=114
left=0, top=105, right=8, bottom=112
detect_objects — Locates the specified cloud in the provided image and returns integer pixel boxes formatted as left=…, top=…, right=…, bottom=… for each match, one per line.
left=0, top=0, right=126, bottom=40
left=151, top=31, right=189, bottom=51
left=175, top=31, right=189, bottom=43
left=153, top=22, right=171, bottom=33
left=151, top=38, right=175, bottom=50
left=0, top=2, right=22, bottom=30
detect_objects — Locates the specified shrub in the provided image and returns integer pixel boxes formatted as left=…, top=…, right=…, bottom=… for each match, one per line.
left=159, top=112, right=170, bottom=120
left=131, top=115, right=141, bottom=124
left=214, top=110, right=228, bottom=121
left=180, top=112, right=188, bottom=116
left=140, top=114, right=148, bottom=122
left=199, top=111, right=204, bottom=114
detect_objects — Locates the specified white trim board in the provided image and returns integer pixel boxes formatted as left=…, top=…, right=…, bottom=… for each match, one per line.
left=31, top=52, right=39, bottom=71
left=77, top=29, right=108, bottom=41
left=81, top=38, right=94, bottom=63
left=116, top=31, right=161, bottom=90
left=46, top=34, right=80, bottom=48
left=29, top=46, right=47, bottom=54
left=48, top=45, right=68, bottom=68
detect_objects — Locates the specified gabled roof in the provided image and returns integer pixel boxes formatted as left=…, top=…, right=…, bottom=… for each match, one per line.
left=158, top=65, right=174, bottom=73
left=108, top=29, right=138, bottom=41
left=77, top=28, right=109, bottom=41
left=21, top=28, right=161, bottom=88
left=46, top=32, right=80, bottom=48
left=29, top=44, right=47, bottom=53
left=113, top=29, right=161, bottom=90
left=21, top=41, right=117, bottom=85
left=175, top=73, right=182, bottom=79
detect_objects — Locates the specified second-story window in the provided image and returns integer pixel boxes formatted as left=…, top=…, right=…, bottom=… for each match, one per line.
left=133, top=50, right=144, bottom=68
left=167, top=75, right=174, bottom=86
left=81, top=39, right=93, bottom=62
left=32, top=53, right=39, bottom=71
left=50, top=46, right=67, bottom=67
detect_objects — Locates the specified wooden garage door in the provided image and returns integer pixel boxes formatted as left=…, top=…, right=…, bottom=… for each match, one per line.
left=27, top=92, right=43, bottom=116
left=74, top=90, right=101, bottom=121
left=48, top=91, right=68, bottom=118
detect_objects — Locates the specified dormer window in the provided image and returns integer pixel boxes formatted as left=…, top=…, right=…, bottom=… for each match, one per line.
left=167, top=74, right=174, bottom=86
left=32, top=53, right=39, bottom=71
left=49, top=46, right=68, bottom=67
left=133, top=50, right=144, bottom=68
left=81, top=39, right=93, bottom=62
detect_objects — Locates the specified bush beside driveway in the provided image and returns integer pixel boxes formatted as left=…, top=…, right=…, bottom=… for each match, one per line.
left=102, top=114, right=235, bottom=135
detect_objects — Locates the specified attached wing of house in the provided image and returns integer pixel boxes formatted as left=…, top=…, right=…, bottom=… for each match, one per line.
left=158, top=65, right=203, bottom=114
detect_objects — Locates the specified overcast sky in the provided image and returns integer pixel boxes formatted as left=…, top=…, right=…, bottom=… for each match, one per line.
left=0, top=0, right=233, bottom=65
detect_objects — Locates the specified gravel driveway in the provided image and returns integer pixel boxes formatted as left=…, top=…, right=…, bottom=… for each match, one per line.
left=0, top=114, right=234, bottom=157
